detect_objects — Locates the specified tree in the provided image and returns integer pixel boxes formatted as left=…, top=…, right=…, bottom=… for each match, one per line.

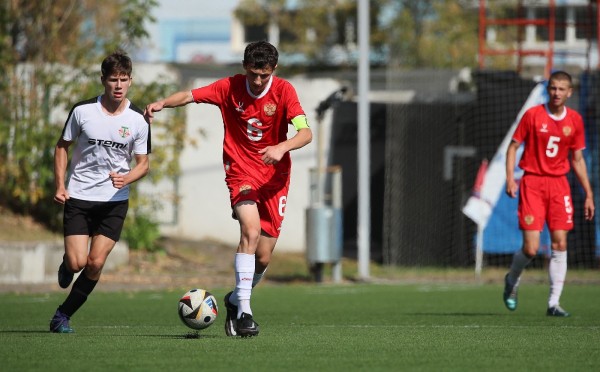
left=234, top=0, right=480, bottom=69
left=0, top=0, right=185, bottom=250
left=386, top=0, right=479, bottom=69
left=385, top=0, right=435, bottom=67
left=234, top=0, right=389, bottom=66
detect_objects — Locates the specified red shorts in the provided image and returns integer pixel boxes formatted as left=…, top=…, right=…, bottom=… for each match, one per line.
left=226, top=173, right=290, bottom=238
left=518, top=174, right=573, bottom=231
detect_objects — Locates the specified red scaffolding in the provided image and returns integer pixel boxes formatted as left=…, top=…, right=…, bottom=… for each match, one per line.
left=478, top=0, right=600, bottom=77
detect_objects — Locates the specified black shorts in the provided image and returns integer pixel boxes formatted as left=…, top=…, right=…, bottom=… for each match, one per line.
left=63, top=198, right=129, bottom=242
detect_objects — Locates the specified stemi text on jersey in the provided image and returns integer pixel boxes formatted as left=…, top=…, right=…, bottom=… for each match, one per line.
left=87, top=139, right=127, bottom=149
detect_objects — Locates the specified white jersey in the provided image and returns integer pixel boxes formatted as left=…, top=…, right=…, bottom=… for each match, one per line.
left=61, top=96, right=151, bottom=202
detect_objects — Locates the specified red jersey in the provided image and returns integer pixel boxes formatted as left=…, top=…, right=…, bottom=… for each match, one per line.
left=191, top=74, right=305, bottom=182
left=513, top=104, right=585, bottom=176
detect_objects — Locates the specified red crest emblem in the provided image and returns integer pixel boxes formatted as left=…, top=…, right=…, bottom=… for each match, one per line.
left=264, top=103, right=277, bottom=117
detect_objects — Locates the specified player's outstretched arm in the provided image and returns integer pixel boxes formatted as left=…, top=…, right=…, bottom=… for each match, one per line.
left=571, top=149, right=595, bottom=220
left=144, top=91, right=194, bottom=123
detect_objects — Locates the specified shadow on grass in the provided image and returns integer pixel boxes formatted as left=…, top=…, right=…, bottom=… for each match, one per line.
left=0, top=330, right=221, bottom=339
left=267, top=274, right=312, bottom=284
left=404, top=312, right=499, bottom=317
left=150, top=332, right=220, bottom=339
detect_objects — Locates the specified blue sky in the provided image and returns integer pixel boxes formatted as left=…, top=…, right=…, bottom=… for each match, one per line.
left=140, top=0, right=240, bottom=63
left=153, top=0, right=238, bottom=19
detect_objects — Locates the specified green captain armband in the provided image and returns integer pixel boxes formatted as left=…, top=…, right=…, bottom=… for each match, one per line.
left=291, top=115, right=310, bottom=130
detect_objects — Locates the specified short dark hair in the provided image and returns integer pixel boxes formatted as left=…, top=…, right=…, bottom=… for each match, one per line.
left=549, top=70, right=572, bottom=87
left=101, top=50, right=132, bottom=77
left=243, top=41, right=278, bottom=69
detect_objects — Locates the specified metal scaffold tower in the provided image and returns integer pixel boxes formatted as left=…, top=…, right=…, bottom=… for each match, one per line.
left=478, top=0, right=600, bottom=76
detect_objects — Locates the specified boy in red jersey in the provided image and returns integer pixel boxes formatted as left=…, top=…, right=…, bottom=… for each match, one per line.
left=503, top=71, right=594, bottom=317
left=145, top=41, right=312, bottom=336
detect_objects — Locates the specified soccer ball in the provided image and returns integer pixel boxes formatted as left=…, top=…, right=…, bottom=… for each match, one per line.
left=177, top=289, right=218, bottom=330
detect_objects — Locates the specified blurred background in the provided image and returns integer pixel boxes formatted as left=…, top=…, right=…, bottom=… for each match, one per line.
left=1, top=0, right=599, bottom=284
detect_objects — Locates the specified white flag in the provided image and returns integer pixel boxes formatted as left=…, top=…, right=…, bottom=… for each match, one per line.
left=463, top=82, right=547, bottom=228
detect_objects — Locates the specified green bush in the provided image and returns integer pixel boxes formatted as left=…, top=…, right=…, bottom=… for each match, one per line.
left=122, top=214, right=162, bottom=252
left=0, top=0, right=184, bottom=254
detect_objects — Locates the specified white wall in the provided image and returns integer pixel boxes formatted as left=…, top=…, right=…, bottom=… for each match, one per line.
left=159, top=77, right=343, bottom=252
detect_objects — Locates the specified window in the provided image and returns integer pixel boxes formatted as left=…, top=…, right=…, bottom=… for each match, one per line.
left=575, top=6, right=598, bottom=40
left=535, top=7, right=567, bottom=42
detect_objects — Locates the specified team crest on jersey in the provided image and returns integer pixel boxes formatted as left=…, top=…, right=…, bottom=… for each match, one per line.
left=524, top=215, right=534, bottom=225
left=264, top=103, right=277, bottom=116
left=118, top=126, right=131, bottom=138
left=562, top=126, right=572, bottom=136
left=239, top=184, right=252, bottom=195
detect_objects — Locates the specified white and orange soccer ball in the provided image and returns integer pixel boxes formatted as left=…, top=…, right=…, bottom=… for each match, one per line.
left=177, top=289, right=218, bottom=330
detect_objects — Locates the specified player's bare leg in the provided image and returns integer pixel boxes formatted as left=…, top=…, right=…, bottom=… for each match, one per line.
left=51, top=235, right=116, bottom=333
left=85, top=234, right=117, bottom=280
left=226, top=201, right=261, bottom=336
left=58, top=235, right=89, bottom=288
left=51, top=235, right=87, bottom=333
left=254, top=232, right=277, bottom=286
left=234, top=201, right=261, bottom=316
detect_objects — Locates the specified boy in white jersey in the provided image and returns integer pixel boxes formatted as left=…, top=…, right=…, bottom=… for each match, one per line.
left=49, top=51, right=151, bottom=333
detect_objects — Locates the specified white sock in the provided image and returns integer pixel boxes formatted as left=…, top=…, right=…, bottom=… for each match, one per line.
left=507, top=249, right=532, bottom=286
left=548, top=250, right=567, bottom=308
left=234, top=253, right=255, bottom=318
left=229, top=269, right=266, bottom=304
left=252, top=267, right=267, bottom=288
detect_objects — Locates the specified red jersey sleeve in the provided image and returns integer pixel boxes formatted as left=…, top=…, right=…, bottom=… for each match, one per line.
left=191, top=77, right=230, bottom=104
left=571, top=110, right=586, bottom=151
left=280, top=80, right=305, bottom=122
left=512, top=108, right=532, bottom=144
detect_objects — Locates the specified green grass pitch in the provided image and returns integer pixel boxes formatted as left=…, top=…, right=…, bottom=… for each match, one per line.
left=1, top=283, right=599, bottom=371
